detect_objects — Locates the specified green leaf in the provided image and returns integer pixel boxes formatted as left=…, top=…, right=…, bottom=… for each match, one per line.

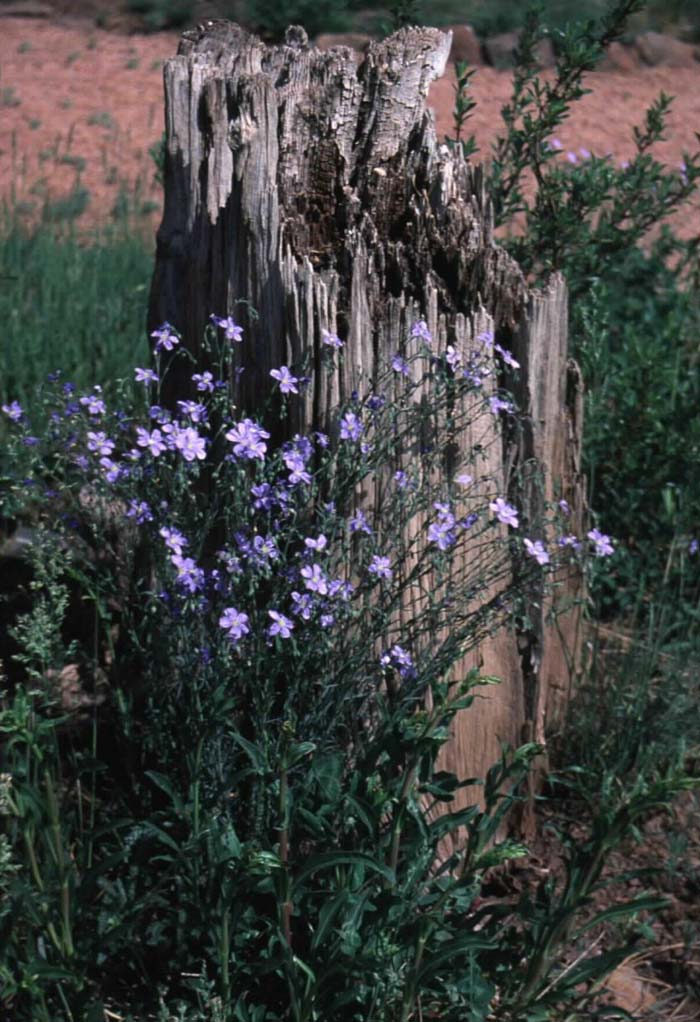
left=417, top=932, right=496, bottom=984
left=579, top=894, right=669, bottom=933
left=292, top=852, right=395, bottom=894
left=144, top=770, right=185, bottom=813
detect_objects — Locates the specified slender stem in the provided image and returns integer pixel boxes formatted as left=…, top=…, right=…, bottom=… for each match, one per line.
left=278, top=760, right=293, bottom=948
left=220, top=907, right=230, bottom=1007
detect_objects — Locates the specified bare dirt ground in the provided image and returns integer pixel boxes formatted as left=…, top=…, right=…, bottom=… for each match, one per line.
left=1, top=14, right=700, bottom=239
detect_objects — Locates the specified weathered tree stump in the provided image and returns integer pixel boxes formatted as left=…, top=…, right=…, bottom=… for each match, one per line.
left=148, top=20, right=584, bottom=804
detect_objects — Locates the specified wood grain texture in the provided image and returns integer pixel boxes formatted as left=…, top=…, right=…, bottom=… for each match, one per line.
left=149, top=20, right=583, bottom=804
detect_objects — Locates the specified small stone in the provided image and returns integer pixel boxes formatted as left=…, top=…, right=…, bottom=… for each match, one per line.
left=598, top=41, right=640, bottom=72
left=0, top=1, right=53, bottom=16
left=634, top=31, right=697, bottom=68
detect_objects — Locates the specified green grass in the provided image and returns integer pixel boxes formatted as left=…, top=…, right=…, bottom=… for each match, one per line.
left=0, top=219, right=153, bottom=415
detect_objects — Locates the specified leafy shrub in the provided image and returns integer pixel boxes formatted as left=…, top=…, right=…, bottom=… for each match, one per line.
left=245, top=0, right=354, bottom=40
left=431, top=0, right=700, bottom=37
left=447, top=0, right=700, bottom=614
left=125, top=0, right=197, bottom=31
left=0, top=315, right=631, bottom=1020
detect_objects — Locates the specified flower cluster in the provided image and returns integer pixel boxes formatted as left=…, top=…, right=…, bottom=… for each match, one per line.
left=0, top=314, right=615, bottom=684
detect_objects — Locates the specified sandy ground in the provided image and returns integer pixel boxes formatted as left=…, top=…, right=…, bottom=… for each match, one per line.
left=1, top=16, right=700, bottom=238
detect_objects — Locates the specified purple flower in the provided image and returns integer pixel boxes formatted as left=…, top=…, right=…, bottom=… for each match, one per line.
left=252, top=534, right=279, bottom=565
left=392, top=354, right=409, bottom=376
left=340, top=411, right=363, bottom=442
left=100, top=457, right=121, bottom=483
left=490, top=498, right=519, bottom=529
left=380, top=644, right=414, bottom=678
left=411, top=320, right=432, bottom=346
left=251, top=483, right=275, bottom=510
left=151, top=322, right=179, bottom=352
left=489, top=396, right=515, bottom=416
left=579, top=147, right=591, bottom=159
left=2, top=400, right=23, bottom=421
left=192, top=371, right=215, bottom=393
left=136, top=427, right=167, bottom=457
left=225, top=418, right=270, bottom=461
left=394, top=470, right=409, bottom=489
left=218, top=549, right=242, bottom=576
left=494, top=344, right=520, bottom=369
left=171, top=554, right=205, bottom=593
left=328, top=578, right=354, bottom=601
left=160, top=526, right=188, bottom=556
left=558, top=499, right=571, bottom=516
left=588, top=528, right=614, bottom=557
left=177, top=401, right=208, bottom=424
left=173, top=426, right=207, bottom=462
left=428, top=508, right=457, bottom=551
left=304, top=534, right=327, bottom=553
left=460, top=511, right=479, bottom=530
left=23, top=436, right=39, bottom=447
left=270, top=366, right=299, bottom=395
left=135, top=367, right=159, bottom=384
left=349, top=509, right=372, bottom=535
left=559, top=534, right=582, bottom=551
left=268, top=610, right=294, bottom=639
left=476, top=330, right=494, bottom=348
left=219, top=606, right=250, bottom=644
left=320, top=613, right=335, bottom=629
left=689, top=539, right=699, bottom=556
left=149, top=405, right=170, bottom=424
left=322, top=329, right=343, bottom=349
left=524, top=538, right=550, bottom=566
left=550, top=137, right=563, bottom=150
left=211, top=314, right=243, bottom=343
left=284, top=448, right=311, bottom=486
left=368, top=555, right=392, bottom=580
left=126, top=500, right=153, bottom=525
left=87, top=431, right=115, bottom=457
left=301, top=563, right=328, bottom=595
left=80, top=390, right=106, bottom=416
left=566, top=152, right=578, bottom=164
left=456, top=472, right=473, bottom=487
left=445, top=345, right=461, bottom=372
left=291, top=590, right=314, bottom=620
left=314, top=431, right=329, bottom=448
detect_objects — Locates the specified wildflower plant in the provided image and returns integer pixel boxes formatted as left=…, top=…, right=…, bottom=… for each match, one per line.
left=0, top=310, right=608, bottom=1020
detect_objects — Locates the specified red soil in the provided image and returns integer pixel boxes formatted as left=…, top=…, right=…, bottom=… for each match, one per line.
left=1, top=15, right=699, bottom=241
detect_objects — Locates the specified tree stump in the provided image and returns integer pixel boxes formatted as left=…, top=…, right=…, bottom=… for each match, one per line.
left=148, top=20, right=584, bottom=802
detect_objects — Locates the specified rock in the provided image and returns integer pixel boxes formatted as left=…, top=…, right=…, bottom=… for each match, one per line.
left=598, top=40, right=640, bottom=72
left=634, top=31, right=697, bottom=68
left=446, top=24, right=482, bottom=66
left=484, top=30, right=555, bottom=70
left=605, top=965, right=656, bottom=1014
left=0, top=1, right=53, bottom=16
left=314, top=32, right=373, bottom=59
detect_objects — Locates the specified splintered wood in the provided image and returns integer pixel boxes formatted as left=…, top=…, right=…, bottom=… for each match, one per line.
left=149, top=20, right=584, bottom=809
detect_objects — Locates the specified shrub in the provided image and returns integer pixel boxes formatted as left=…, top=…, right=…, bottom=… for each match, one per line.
left=447, top=0, right=700, bottom=614
left=0, top=315, right=633, bottom=1020
left=125, top=0, right=196, bottom=31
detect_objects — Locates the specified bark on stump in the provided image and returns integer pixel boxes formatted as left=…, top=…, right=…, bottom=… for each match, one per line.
left=148, top=20, right=584, bottom=812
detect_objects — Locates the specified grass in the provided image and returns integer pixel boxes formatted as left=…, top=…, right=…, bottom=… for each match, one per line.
left=0, top=216, right=153, bottom=419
